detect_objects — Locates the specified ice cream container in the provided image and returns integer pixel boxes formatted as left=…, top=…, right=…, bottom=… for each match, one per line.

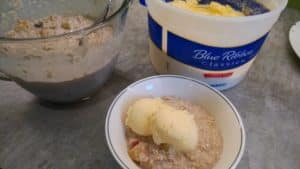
left=140, top=0, right=287, bottom=90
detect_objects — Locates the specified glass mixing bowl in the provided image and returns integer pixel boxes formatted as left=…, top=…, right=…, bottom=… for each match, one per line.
left=0, top=0, right=131, bottom=103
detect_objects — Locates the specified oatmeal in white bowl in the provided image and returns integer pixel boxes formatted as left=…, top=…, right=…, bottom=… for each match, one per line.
left=105, top=75, right=246, bottom=169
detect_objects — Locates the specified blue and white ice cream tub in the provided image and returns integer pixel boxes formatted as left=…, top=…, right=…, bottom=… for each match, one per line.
left=140, top=0, right=287, bottom=90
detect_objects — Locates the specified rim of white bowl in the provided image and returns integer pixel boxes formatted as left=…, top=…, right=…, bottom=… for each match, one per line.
left=105, top=75, right=246, bottom=169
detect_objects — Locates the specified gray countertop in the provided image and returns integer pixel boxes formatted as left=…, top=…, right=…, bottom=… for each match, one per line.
left=1, top=1, right=300, bottom=169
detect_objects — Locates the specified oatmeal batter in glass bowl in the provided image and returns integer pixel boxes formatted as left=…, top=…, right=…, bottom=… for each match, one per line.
left=0, top=0, right=131, bottom=103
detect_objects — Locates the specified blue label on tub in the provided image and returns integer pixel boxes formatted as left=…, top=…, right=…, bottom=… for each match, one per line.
left=167, top=32, right=268, bottom=71
left=147, top=15, right=268, bottom=71
left=148, top=14, right=162, bottom=50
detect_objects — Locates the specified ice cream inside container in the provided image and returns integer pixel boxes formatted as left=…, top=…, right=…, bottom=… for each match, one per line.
left=167, top=0, right=272, bottom=16
left=143, top=0, right=287, bottom=90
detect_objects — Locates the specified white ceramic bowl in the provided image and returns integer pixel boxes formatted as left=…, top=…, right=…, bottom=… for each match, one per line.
left=289, top=21, right=300, bottom=58
left=105, top=75, right=246, bottom=169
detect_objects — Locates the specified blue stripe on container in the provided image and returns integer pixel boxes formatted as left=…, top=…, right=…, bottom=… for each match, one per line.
left=211, top=83, right=227, bottom=87
left=141, top=0, right=174, bottom=7
left=148, top=14, right=162, bottom=50
left=167, top=32, right=268, bottom=71
left=139, top=0, right=146, bottom=6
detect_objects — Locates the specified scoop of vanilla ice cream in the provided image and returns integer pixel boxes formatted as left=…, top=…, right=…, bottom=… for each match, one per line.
left=151, top=104, right=199, bottom=151
left=125, top=98, right=162, bottom=136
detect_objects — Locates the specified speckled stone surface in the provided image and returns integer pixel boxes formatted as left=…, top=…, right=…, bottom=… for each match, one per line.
left=0, top=1, right=300, bottom=169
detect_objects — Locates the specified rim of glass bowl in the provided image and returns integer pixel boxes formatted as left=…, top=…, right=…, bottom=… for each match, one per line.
left=0, top=0, right=131, bottom=42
